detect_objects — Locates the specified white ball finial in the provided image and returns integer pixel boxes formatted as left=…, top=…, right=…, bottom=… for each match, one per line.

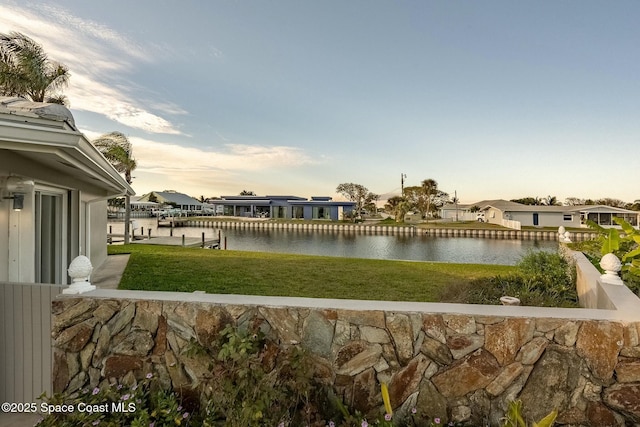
left=599, top=253, right=624, bottom=286
left=63, top=256, right=96, bottom=294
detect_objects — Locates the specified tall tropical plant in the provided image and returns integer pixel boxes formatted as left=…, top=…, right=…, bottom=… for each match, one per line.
left=586, top=218, right=640, bottom=280
left=420, top=178, right=438, bottom=222
left=0, top=31, right=69, bottom=105
left=93, top=132, right=137, bottom=244
left=384, top=196, right=408, bottom=222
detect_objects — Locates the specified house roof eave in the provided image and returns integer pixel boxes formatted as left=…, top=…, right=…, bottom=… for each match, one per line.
left=0, top=115, right=133, bottom=197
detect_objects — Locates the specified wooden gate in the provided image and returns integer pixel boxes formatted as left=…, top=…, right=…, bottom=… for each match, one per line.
left=0, top=282, right=64, bottom=403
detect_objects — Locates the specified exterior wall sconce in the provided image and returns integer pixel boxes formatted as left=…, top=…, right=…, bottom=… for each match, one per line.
left=3, top=193, right=24, bottom=211
left=1, top=176, right=33, bottom=211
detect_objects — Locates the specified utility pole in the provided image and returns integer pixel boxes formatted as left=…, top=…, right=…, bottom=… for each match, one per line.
left=455, top=190, right=458, bottom=222
left=401, top=173, right=406, bottom=197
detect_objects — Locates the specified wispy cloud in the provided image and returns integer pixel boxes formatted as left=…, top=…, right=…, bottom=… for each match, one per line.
left=79, top=127, right=318, bottom=194
left=129, top=136, right=318, bottom=195
left=0, top=2, right=183, bottom=134
left=130, top=137, right=316, bottom=173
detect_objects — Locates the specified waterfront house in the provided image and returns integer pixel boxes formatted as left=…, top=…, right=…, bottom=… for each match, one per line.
left=137, top=190, right=203, bottom=214
left=211, top=195, right=356, bottom=220
left=441, top=199, right=639, bottom=229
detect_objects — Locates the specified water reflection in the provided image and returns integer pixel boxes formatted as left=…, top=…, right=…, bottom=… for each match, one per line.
left=109, top=219, right=557, bottom=265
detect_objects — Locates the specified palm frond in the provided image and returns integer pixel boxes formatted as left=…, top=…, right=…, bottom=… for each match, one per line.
left=0, top=31, right=69, bottom=104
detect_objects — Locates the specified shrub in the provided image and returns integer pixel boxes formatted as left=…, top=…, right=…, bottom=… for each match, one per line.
left=580, top=218, right=640, bottom=295
left=36, top=373, right=191, bottom=427
left=200, top=325, right=326, bottom=427
left=462, top=251, right=578, bottom=307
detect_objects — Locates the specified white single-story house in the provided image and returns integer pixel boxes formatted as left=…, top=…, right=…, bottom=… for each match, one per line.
left=441, top=199, right=639, bottom=229
left=1, top=97, right=133, bottom=406
left=130, top=196, right=159, bottom=211
left=137, top=190, right=203, bottom=214
left=0, top=97, right=134, bottom=284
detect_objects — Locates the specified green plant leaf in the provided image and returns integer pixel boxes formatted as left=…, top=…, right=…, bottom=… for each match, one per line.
left=613, top=217, right=636, bottom=234
left=602, top=228, right=620, bottom=255
left=503, top=400, right=526, bottom=427
left=585, top=219, right=606, bottom=233
left=532, top=409, right=557, bottom=427
left=623, top=247, right=640, bottom=262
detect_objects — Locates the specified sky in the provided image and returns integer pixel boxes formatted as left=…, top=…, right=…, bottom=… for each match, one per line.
left=1, top=0, right=639, bottom=204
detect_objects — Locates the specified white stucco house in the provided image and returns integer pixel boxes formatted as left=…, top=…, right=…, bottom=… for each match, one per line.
left=441, top=199, right=639, bottom=229
left=0, top=97, right=135, bottom=407
left=0, top=97, right=134, bottom=284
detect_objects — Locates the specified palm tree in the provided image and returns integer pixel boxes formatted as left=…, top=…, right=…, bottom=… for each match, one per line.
left=0, top=31, right=70, bottom=105
left=93, top=132, right=137, bottom=243
left=384, top=196, right=408, bottom=222
left=544, top=195, right=560, bottom=206
left=421, top=179, right=438, bottom=222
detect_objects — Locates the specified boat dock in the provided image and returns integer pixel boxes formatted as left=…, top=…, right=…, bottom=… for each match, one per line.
left=108, top=232, right=222, bottom=248
left=132, top=236, right=220, bottom=248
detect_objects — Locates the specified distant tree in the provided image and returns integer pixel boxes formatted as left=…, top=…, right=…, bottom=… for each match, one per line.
left=198, top=195, right=205, bottom=203
left=384, top=196, right=408, bottom=222
left=433, top=190, right=450, bottom=214
left=594, top=198, right=627, bottom=208
left=107, top=197, right=125, bottom=211
left=629, top=200, right=640, bottom=211
left=336, top=183, right=378, bottom=222
left=543, top=195, right=561, bottom=206
left=403, top=186, right=424, bottom=216
left=93, top=132, right=137, bottom=244
left=469, top=205, right=481, bottom=213
left=511, top=197, right=542, bottom=206
left=0, top=31, right=70, bottom=104
left=565, top=197, right=585, bottom=206
left=363, top=193, right=380, bottom=215
left=148, top=192, right=158, bottom=203
left=421, top=178, right=439, bottom=221
left=239, top=190, right=256, bottom=196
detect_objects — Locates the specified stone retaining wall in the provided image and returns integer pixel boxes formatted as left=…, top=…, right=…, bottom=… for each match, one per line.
left=52, top=293, right=640, bottom=425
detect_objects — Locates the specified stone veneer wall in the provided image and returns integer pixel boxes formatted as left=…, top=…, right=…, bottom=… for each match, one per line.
left=52, top=292, right=640, bottom=426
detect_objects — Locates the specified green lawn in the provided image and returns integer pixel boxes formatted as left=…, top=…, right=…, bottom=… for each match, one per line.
left=108, top=245, right=515, bottom=303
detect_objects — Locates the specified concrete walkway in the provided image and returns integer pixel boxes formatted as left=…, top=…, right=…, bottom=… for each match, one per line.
left=92, top=253, right=130, bottom=289
left=0, top=412, right=41, bottom=427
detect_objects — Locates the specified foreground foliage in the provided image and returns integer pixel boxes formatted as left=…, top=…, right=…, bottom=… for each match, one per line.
left=439, top=252, right=578, bottom=307
left=38, top=323, right=560, bottom=427
left=0, top=31, right=69, bottom=104
left=502, top=400, right=557, bottom=427
left=37, top=373, right=192, bottom=427
left=571, top=218, right=640, bottom=295
left=199, top=326, right=331, bottom=426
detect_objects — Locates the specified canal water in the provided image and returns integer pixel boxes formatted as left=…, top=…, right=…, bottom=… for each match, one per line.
left=109, top=219, right=558, bottom=265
